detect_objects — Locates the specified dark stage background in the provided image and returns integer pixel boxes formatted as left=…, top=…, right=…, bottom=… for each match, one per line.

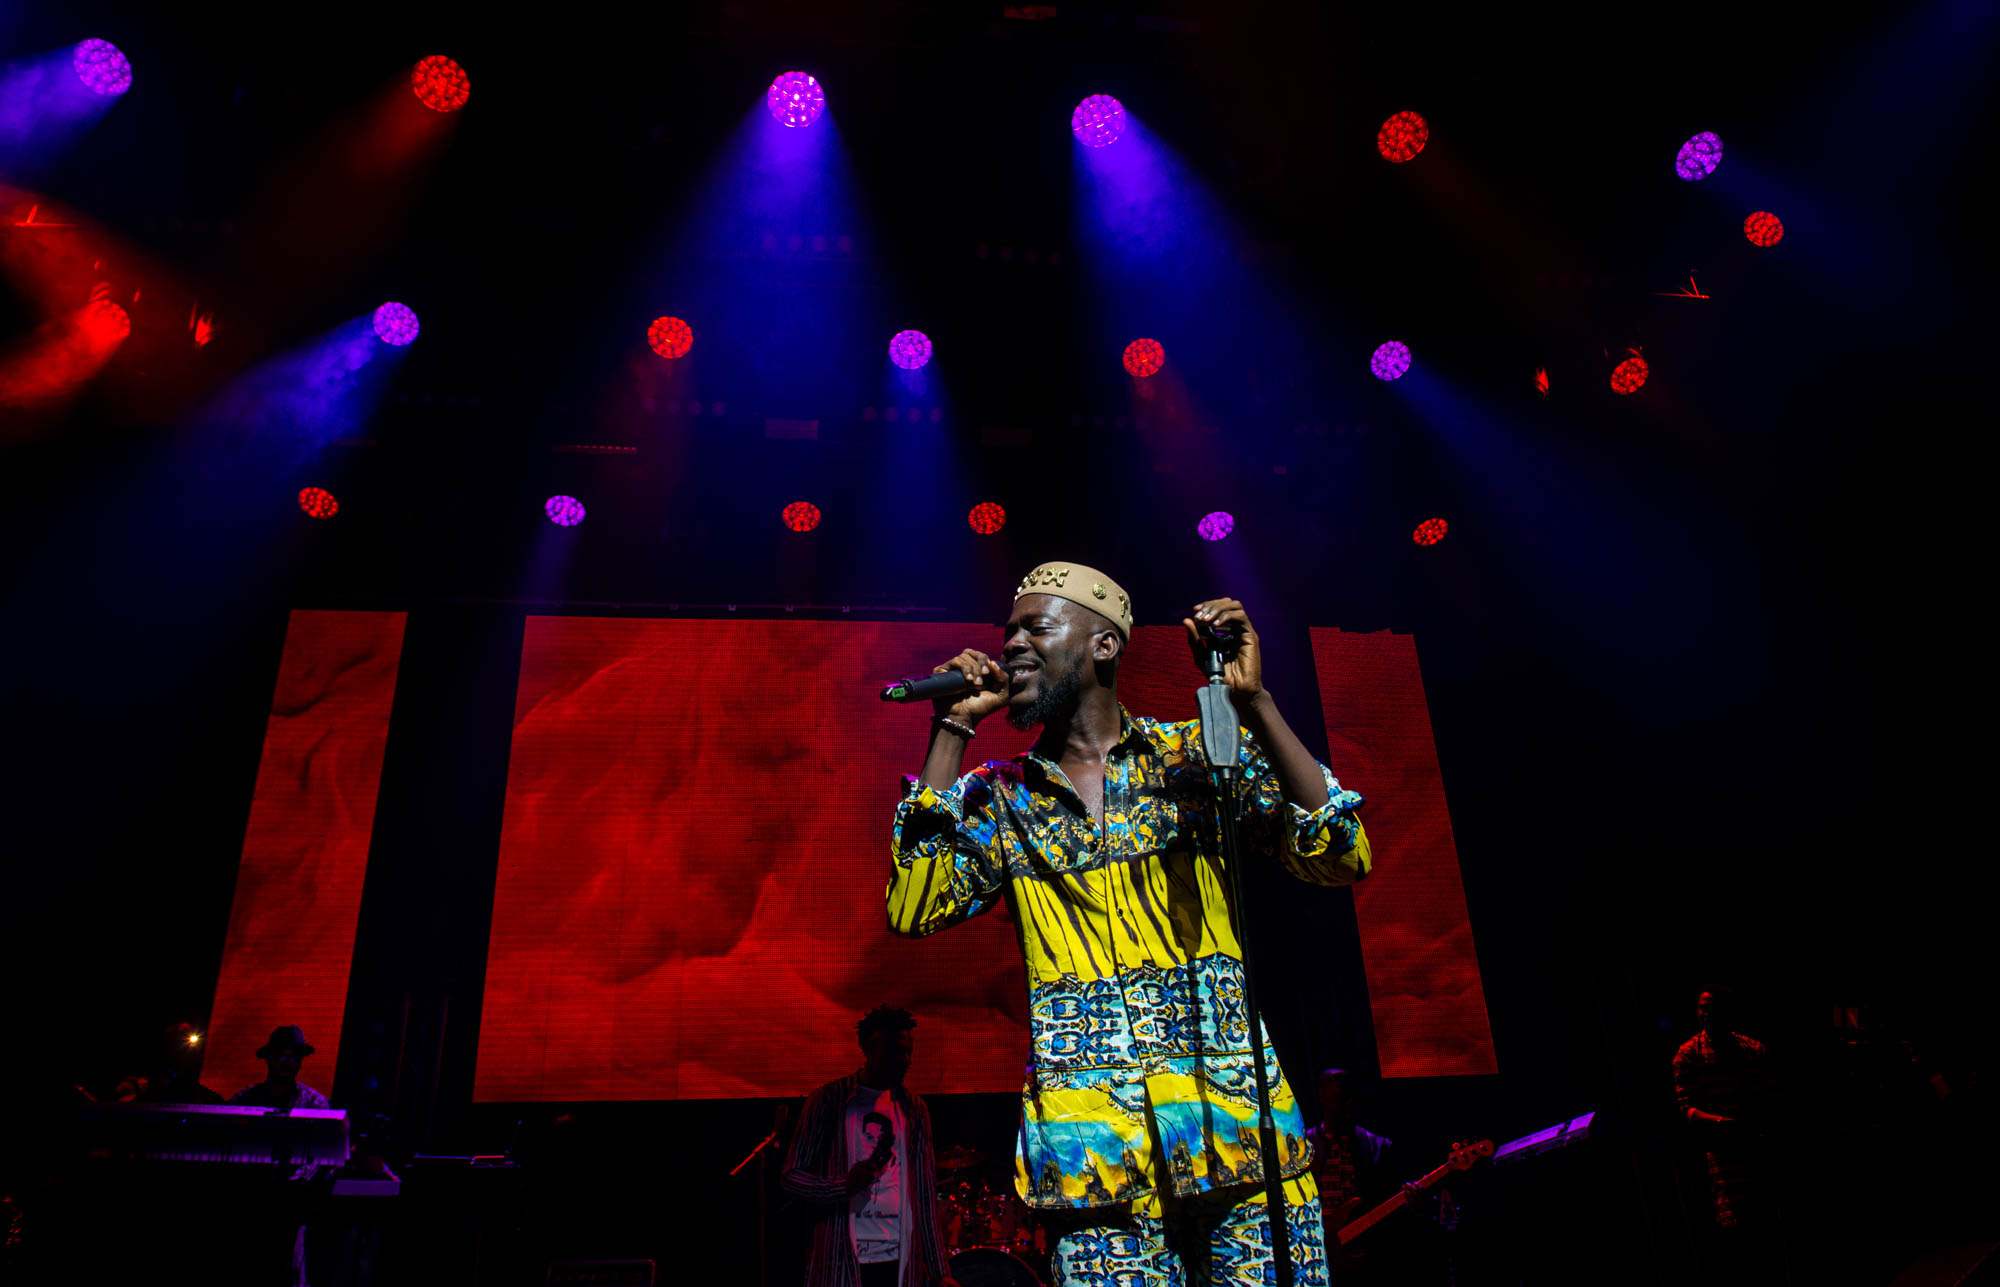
left=3, top=1, right=1993, bottom=1284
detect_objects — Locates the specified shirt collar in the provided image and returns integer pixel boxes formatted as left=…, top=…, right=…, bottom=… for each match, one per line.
left=850, top=1069, right=910, bottom=1102
left=1025, top=705, right=1158, bottom=774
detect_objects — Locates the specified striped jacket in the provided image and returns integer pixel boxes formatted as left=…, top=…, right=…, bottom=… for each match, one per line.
left=780, top=1071, right=948, bottom=1287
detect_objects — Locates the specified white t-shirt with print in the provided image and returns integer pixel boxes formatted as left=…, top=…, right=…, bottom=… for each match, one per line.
left=844, top=1084, right=904, bottom=1265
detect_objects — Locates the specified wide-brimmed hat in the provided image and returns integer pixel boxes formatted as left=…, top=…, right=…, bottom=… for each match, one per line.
left=255, top=1025, right=315, bottom=1059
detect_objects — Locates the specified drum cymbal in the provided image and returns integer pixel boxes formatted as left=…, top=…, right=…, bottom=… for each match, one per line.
left=937, top=1144, right=985, bottom=1170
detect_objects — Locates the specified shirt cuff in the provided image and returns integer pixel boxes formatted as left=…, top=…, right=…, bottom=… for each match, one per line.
left=1288, top=767, right=1365, bottom=849
left=899, top=774, right=967, bottom=822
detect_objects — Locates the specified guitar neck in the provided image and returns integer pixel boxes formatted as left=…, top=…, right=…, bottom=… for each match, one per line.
left=1334, top=1156, right=1455, bottom=1246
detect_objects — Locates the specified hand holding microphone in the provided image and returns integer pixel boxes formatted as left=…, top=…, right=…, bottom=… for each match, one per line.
left=1184, top=598, right=1264, bottom=701
left=882, top=648, right=1008, bottom=730
left=847, top=1115, right=897, bottom=1194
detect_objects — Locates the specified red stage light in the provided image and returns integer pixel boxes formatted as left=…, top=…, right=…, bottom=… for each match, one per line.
left=1610, top=356, right=1649, bottom=395
left=1744, top=211, right=1784, bottom=247
left=86, top=299, right=132, bottom=343
left=1377, top=111, right=1429, bottom=163
left=1533, top=367, right=1549, bottom=396
left=1413, top=517, right=1447, bottom=545
left=412, top=56, right=470, bottom=113
left=1123, top=338, right=1165, bottom=378
left=968, top=502, right=1006, bottom=535
left=648, top=316, right=693, bottom=360
left=782, top=501, right=821, bottom=532
left=298, top=487, right=339, bottom=519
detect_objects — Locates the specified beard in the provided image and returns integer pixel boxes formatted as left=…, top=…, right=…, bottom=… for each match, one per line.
left=1008, top=667, right=1082, bottom=730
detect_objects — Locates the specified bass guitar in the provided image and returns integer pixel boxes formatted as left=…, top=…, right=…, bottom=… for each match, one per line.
left=1325, top=1137, right=1493, bottom=1277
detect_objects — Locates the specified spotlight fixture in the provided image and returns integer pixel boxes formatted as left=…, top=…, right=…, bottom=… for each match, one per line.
left=767, top=72, right=825, bottom=128
left=1610, top=355, right=1649, bottom=394
left=1413, top=517, right=1447, bottom=545
left=72, top=39, right=133, bottom=96
left=782, top=501, right=822, bottom=532
left=1071, top=94, right=1127, bottom=147
left=1674, top=131, right=1723, bottom=181
left=1376, top=111, right=1429, bottom=163
left=648, top=316, right=694, bottom=359
left=86, top=299, right=132, bottom=343
left=372, top=302, right=420, bottom=346
left=412, top=56, right=470, bottom=112
left=968, top=502, right=1006, bottom=535
left=1743, top=211, right=1784, bottom=247
left=1197, top=511, right=1235, bottom=542
left=1122, top=338, right=1165, bottom=378
left=298, top=487, right=339, bottom=519
left=545, top=495, right=586, bottom=527
left=889, top=330, right=933, bottom=370
left=1370, top=341, right=1411, bottom=381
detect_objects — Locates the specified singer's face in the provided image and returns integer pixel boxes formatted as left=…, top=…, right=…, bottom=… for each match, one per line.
left=1002, top=595, right=1079, bottom=712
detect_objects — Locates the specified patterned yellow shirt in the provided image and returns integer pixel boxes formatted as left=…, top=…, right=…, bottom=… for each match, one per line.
left=888, top=707, right=1369, bottom=1213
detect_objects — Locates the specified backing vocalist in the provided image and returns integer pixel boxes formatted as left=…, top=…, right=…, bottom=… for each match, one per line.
left=886, top=562, right=1372, bottom=1287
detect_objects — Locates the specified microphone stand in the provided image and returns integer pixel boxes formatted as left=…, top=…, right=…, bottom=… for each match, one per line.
left=727, top=1102, right=790, bottom=1287
left=1196, top=640, right=1295, bottom=1287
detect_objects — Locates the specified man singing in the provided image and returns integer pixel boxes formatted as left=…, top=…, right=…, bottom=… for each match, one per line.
left=888, top=563, right=1371, bottom=1287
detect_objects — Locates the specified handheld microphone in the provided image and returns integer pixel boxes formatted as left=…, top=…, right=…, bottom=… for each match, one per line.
left=880, top=671, right=978, bottom=703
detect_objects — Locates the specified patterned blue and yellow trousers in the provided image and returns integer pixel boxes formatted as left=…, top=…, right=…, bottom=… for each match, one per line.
left=1045, top=1175, right=1327, bottom=1287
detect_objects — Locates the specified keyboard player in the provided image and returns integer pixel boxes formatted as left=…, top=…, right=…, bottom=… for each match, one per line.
left=229, top=1025, right=331, bottom=1113
left=230, top=1024, right=332, bottom=1284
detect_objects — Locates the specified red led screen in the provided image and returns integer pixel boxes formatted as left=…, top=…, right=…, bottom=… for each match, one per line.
left=1309, top=628, right=1497, bottom=1078
left=475, top=619, right=1487, bottom=1101
left=473, top=619, right=1221, bottom=1102
left=205, top=610, right=407, bottom=1097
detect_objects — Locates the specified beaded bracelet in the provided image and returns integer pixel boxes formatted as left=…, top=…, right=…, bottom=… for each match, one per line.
left=933, top=716, right=977, bottom=740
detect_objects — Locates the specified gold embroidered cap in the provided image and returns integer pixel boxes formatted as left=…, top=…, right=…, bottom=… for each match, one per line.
left=1014, top=562, right=1133, bottom=639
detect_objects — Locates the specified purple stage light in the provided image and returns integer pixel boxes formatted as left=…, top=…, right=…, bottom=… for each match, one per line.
left=889, top=330, right=933, bottom=370
left=545, top=495, right=586, bottom=527
left=1674, top=131, right=1723, bottom=181
left=767, top=72, right=825, bottom=128
left=299, top=487, right=339, bottom=519
left=372, top=302, right=420, bottom=346
left=73, top=40, right=133, bottom=96
left=1071, top=94, right=1127, bottom=148
left=1197, top=511, right=1235, bottom=542
left=1370, top=341, right=1412, bottom=381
